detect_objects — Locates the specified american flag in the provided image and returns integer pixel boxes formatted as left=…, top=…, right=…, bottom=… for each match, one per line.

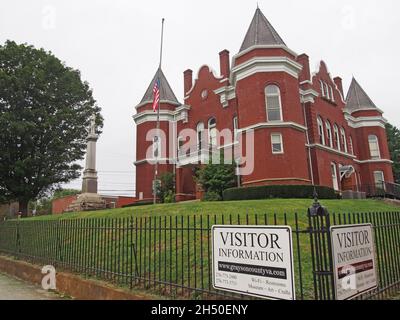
left=152, top=78, right=160, bottom=112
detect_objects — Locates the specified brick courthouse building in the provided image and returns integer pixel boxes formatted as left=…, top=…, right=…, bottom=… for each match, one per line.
left=133, top=8, right=394, bottom=202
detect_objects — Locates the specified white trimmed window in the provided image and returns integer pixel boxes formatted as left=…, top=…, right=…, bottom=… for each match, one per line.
left=320, top=80, right=325, bottom=97
left=233, top=116, right=239, bottom=142
left=368, top=135, right=381, bottom=159
left=208, top=118, right=217, bottom=147
left=373, top=171, right=385, bottom=189
left=340, top=128, right=348, bottom=153
left=331, top=162, right=339, bottom=191
left=326, top=121, right=333, bottom=148
left=317, top=116, right=325, bottom=145
left=334, top=124, right=340, bottom=151
left=177, top=136, right=184, bottom=156
left=271, top=133, right=283, bottom=154
left=325, top=83, right=330, bottom=100
left=265, top=85, right=283, bottom=122
left=153, top=136, right=161, bottom=159
left=330, top=86, right=335, bottom=102
left=197, top=122, right=204, bottom=150
left=349, top=136, right=354, bottom=155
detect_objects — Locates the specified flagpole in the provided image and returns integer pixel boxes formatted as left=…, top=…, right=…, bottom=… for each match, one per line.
left=154, top=18, right=165, bottom=205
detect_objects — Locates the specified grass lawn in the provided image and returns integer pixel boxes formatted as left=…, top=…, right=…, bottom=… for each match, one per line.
left=2, top=198, right=399, bottom=300
left=25, top=198, right=399, bottom=220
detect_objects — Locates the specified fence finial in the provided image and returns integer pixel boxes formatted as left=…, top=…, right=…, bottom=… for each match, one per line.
left=309, top=186, right=328, bottom=217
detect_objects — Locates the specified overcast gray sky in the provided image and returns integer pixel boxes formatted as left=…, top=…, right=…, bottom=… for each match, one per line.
left=1, top=0, right=399, bottom=197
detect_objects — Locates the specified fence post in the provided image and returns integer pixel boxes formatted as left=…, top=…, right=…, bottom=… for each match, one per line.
left=307, top=188, right=336, bottom=300
left=16, top=215, right=21, bottom=258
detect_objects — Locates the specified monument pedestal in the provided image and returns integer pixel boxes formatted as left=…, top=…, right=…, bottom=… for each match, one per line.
left=67, top=193, right=106, bottom=212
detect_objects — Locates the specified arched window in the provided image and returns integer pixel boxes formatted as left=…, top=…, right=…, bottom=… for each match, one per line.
left=208, top=118, right=217, bottom=147
left=233, top=116, right=239, bottom=142
left=196, top=122, right=204, bottom=150
left=317, top=116, right=325, bottom=145
left=325, top=121, right=333, bottom=148
left=265, top=85, right=282, bottom=121
left=153, top=136, right=161, bottom=159
left=368, top=135, right=381, bottom=159
left=340, top=128, right=348, bottom=153
left=349, top=136, right=354, bottom=155
left=334, top=124, right=340, bottom=151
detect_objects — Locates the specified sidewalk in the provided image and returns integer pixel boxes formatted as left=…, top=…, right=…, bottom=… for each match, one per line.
left=0, top=272, right=66, bottom=300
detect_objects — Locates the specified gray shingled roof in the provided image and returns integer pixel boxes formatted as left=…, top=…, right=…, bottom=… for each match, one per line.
left=345, top=78, right=378, bottom=112
left=139, top=68, right=180, bottom=105
left=239, top=8, right=286, bottom=52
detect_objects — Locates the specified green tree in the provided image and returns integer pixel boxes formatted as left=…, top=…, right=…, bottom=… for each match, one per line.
left=0, top=41, right=103, bottom=217
left=195, top=153, right=236, bottom=201
left=386, top=123, right=400, bottom=184
left=52, top=188, right=80, bottom=200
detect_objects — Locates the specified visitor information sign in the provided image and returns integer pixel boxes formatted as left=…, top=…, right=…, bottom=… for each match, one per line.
left=330, top=224, right=378, bottom=300
left=212, top=225, right=295, bottom=300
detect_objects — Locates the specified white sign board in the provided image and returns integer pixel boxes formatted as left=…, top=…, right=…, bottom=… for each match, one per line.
left=212, top=225, right=295, bottom=300
left=330, top=224, right=378, bottom=300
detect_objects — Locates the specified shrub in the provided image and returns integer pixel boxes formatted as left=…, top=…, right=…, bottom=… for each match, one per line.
left=202, top=191, right=222, bottom=202
left=195, top=151, right=236, bottom=200
left=164, top=190, right=176, bottom=203
left=223, top=185, right=337, bottom=201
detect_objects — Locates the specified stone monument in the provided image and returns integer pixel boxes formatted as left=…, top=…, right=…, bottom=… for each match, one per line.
left=67, top=115, right=106, bottom=212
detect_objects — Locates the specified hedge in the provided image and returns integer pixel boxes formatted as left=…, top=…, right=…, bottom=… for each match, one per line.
left=223, top=185, right=338, bottom=201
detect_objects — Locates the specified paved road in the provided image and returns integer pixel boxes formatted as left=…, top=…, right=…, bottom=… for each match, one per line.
left=0, top=272, right=65, bottom=300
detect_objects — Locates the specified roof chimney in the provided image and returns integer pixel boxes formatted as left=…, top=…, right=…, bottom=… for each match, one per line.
left=219, top=49, right=230, bottom=79
left=297, top=54, right=310, bottom=83
left=183, top=69, right=193, bottom=96
left=334, top=77, right=344, bottom=98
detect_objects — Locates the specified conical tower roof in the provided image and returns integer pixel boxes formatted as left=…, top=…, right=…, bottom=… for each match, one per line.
left=239, top=8, right=286, bottom=52
left=345, top=78, right=378, bottom=112
left=139, top=67, right=180, bottom=106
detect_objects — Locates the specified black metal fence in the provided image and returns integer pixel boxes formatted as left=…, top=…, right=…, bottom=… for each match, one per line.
left=346, top=182, right=400, bottom=200
left=0, top=206, right=399, bottom=300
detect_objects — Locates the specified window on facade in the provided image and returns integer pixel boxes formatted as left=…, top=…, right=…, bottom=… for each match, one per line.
left=265, top=85, right=282, bottom=121
left=334, top=124, right=340, bottom=151
left=317, top=116, right=325, bottom=145
left=325, top=83, right=330, bottom=100
left=373, top=171, right=385, bottom=190
left=153, top=136, right=161, bottom=159
left=340, top=128, right=348, bottom=153
left=208, top=118, right=217, bottom=147
left=271, top=133, right=283, bottom=154
left=177, top=136, right=184, bottom=156
left=331, top=162, right=339, bottom=191
left=349, top=136, right=354, bottom=155
left=233, top=116, right=239, bottom=142
left=326, top=121, right=333, bottom=148
left=330, top=86, right=335, bottom=102
left=368, top=135, right=381, bottom=159
left=197, top=122, right=204, bottom=150
left=320, top=80, right=325, bottom=97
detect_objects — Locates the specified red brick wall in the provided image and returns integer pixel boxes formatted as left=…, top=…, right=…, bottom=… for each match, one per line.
left=52, top=195, right=77, bottom=214
left=133, top=44, right=394, bottom=200
left=116, top=197, right=136, bottom=208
